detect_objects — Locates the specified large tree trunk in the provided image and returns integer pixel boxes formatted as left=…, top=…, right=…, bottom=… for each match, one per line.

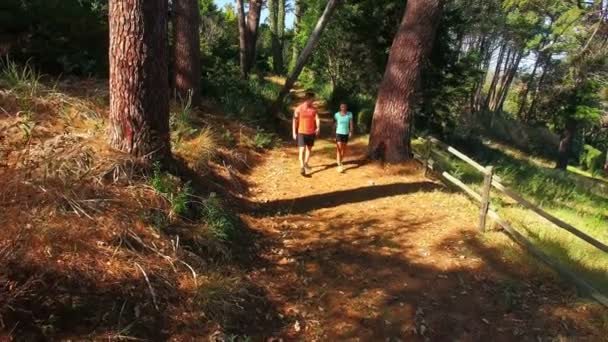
left=278, top=0, right=286, bottom=69
left=489, top=46, right=513, bottom=111
left=236, top=0, right=248, bottom=78
left=495, top=50, right=523, bottom=112
left=172, top=0, right=201, bottom=106
left=527, top=54, right=551, bottom=121
left=273, top=0, right=340, bottom=114
left=484, top=42, right=507, bottom=112
left=556, top=120, right=576, bottom=170
left=109, top=0, right=170, bottom=161
left=471, top=36, right=494, bottom=112
left=517, top=53, right=541, bottom=121
left=245, top=0, right=263, bottom=73
left=269, top=0, right=286, bottom=73
left=290, top=0, right=303, bottom=70
left=368, top=0, right=443, bottom=162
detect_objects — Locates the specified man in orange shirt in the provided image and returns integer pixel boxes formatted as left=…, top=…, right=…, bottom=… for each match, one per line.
left=293, top=92, right=321, bottom=176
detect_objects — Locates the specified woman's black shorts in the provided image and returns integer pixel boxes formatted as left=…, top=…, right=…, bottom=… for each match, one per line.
left=297, top=133, right=316, bottom=147
left=336, top=134, right=349, bottom=143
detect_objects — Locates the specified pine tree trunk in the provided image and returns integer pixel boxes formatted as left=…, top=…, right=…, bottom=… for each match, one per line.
left=290, top=0, right=303, bottom=70
left=556, top=120, right=576, bottom=170
left=368, top=0, right=443, bottom=163
left=109, top=0, right=170, bottom=161
left=484, top=42, right=506, bottom=112
left=471, top=36, right=492, bottom=112
left=496, top=50, right=523, bottom=112
left=172, top=0, right=201, bottom=106
left=273, top=0, right=340, bottom=114
left=236, top=0, right=248, bottom=78
left=517, top=53, right=541, bottom=121
left=527, top=55, right=551, bottom=121
left=269, top=0, right=285, bottom=73
left=246, top=0, right=263, bottom=73
left=489, top=46, right=513, bottom=111
left=277, top=0, right=285, bottom=71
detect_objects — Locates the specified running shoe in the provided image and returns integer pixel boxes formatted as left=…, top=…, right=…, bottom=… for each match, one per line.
left=300, top=167, right=306, bottom=176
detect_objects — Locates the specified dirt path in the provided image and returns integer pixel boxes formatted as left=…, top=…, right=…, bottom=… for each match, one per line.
left=237, top=98, right=607, bottom=341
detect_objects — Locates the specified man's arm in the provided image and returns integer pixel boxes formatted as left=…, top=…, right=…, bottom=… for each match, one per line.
left=315, top=113, right=321, bottom=136
left=292, top=110, right=299, bottom=140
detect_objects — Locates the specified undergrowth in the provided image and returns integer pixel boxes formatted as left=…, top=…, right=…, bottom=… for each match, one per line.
left=413, top=137, right=608, bottom=296
left=0, top=61, right=268, bottom=339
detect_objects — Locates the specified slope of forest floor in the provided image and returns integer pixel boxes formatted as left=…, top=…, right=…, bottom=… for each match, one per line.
left=1, top=78, right=607, bottom=341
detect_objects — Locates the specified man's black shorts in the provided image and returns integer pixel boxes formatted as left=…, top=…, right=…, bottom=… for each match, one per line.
left=336, top=134, right=349, bottom=143
left=297, top=133, right=315, bottom=147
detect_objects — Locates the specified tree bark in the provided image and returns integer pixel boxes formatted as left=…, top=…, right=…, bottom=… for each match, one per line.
left=172, top=0, right=201, bottom=106
left=489, top=45, right=513, bottom=111
left=246, top=0, right=263, bottom=73
left=484, top=42, right=507, bottom=112
left=368, top=0, right=443, bottom=163
left=236, top=0, right=248, bottom=78
left=517, top=53, right=541, bottom=121
left=527, top=54, right=551, bottom=121
left=273, top=0, right=341, bottom=114
left=495, top=50, right=523, bottom=112
left=290, top=0, right=304, bottom=70
left=556, top=120, right=576, bottom=170
left=269, top=0, right=286, bottom=73
left=109, top=0, right=170, bottom=161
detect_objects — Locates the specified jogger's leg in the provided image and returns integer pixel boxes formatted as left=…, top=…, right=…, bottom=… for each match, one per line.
left=298, top=147, right=305, bottom=168
left=304, top=145, right=312, bottom=166
left=336, top=142, right=342, bottom=165
left=343, top=143, right=348, bottom=162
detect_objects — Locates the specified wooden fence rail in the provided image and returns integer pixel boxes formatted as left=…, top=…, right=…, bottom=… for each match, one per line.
left=414, top=136, right=608, bottom=307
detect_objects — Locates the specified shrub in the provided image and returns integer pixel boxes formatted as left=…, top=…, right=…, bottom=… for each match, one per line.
left=357, top=108, right=373, bottom=134
left=252, top=129, right=276, bottom=150
left=202, top=193, right=240, bottom=242
left=150, top=163, right=193, bottom=218
left=580, top=144, right=605, bottom=175
left=0, top=58, right=42, bottom=97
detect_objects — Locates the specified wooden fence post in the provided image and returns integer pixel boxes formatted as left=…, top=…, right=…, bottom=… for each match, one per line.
left=479, top=166, right=494, bottom=232
left=423, top=138, right=432, bottom=176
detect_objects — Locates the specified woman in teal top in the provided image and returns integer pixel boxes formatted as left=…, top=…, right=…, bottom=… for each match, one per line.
left=333, top=103, right=354, bottom=173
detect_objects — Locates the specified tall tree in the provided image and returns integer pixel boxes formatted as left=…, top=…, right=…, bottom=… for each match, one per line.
left=273, top=0, right=341, bottom=113
left=172, top=0, right=201, bottom=106
left=269, top=0, right=286, bottom=73
left=246, top=0, right=263, bottom=72
left=290, top=0, right=304, bottom=70
left=368, top=0, right=443, bottom=162
left=236, top=0, right=248, bottom=78
left=109, top=0, right=170, bottom=160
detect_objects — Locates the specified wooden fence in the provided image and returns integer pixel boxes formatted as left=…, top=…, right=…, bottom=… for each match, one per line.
left=414, top=136, right=608, bottom=307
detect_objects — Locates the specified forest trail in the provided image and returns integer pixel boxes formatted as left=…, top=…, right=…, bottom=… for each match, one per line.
left=236, top=95, right=607, bottom=340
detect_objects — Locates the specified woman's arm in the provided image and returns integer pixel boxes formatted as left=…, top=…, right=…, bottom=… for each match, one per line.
left=292, top=110, right=299, bottom=140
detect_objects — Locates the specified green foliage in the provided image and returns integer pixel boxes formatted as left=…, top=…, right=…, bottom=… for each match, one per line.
left=252, top=129, right=277, bottom=149
left=579, top=145, right=605, bottom=175
left=150, top=163, right=193, bottom=218
left=201, top=193, right=240, bottom=242
left=203, top=66, right=281, bottom=125
left=219, top=127, right=237, bottom=148
left=356, top=108, right=373, bottom=134
left=2, top=0, right=108, bottom=75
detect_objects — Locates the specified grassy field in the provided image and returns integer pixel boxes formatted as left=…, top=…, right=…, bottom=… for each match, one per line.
left=412, top=137, right=608, bottom=296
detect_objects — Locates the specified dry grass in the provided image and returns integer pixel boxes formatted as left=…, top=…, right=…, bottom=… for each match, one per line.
left=0, top=64, right=270, bottom=339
